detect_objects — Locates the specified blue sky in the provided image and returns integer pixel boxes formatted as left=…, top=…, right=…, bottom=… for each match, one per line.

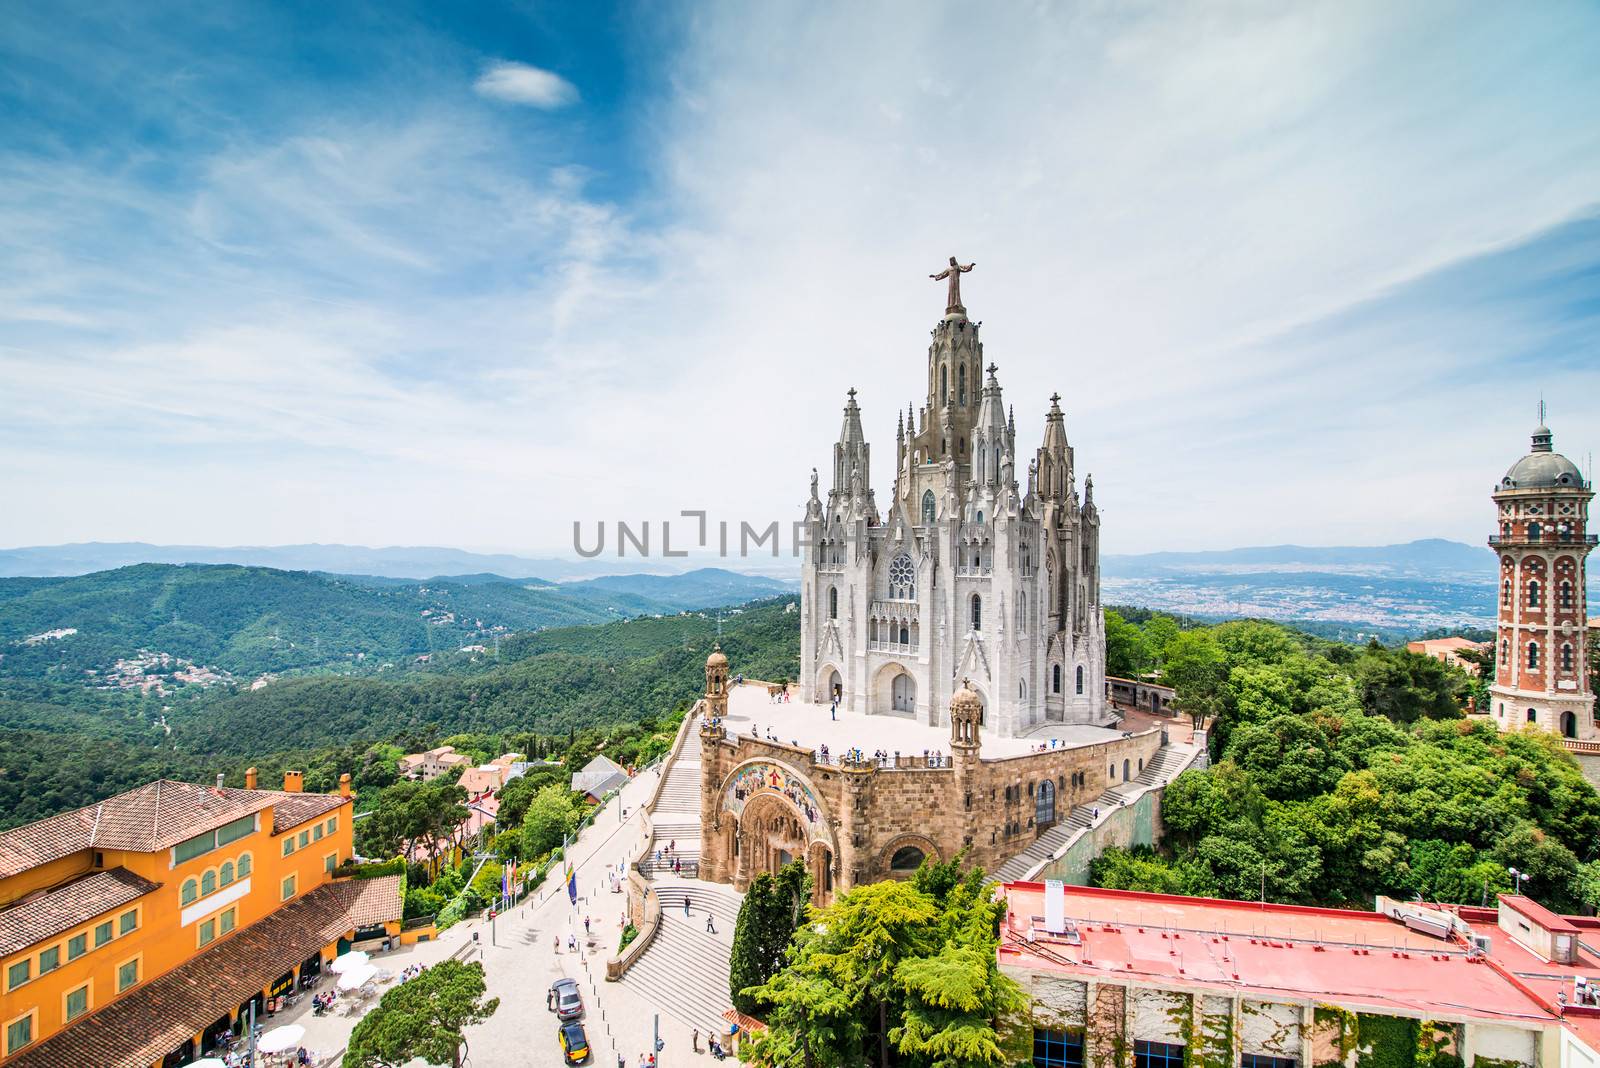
left=2, top=1, right=1598, bottom=557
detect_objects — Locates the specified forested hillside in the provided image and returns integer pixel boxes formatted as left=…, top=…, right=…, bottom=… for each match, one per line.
left=0, top=598, right=800, bottom=829
left=0, top=562, right=788, bottom=686
left=1091, top=613, right=1600, bottom=914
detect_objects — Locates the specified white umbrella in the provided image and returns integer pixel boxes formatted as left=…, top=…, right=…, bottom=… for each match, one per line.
left=256, top=1025, right=305, bottom=1054
left=329, top=950, right=369, bottom=974
left=337, top=963, right=379, bottom=991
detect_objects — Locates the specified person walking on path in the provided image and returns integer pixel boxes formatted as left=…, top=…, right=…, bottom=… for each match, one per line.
left=693, top=1028, right=700, bottom=1053
left=706, top=913, right=717, bottom=934
left=684, top=895, right=692, bottom=917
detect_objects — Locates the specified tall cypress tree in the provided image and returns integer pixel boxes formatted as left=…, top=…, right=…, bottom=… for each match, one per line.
left=729, top=860, right=813, bottom=1015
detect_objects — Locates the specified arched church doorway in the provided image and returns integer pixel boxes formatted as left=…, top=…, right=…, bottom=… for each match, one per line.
left=892, top=673, right=915, bottom=713
left=818, top=666, right=842, bottom=704
left=1562, top=710, right=1578, bottom=738
left=735, top=792, right=815, bottom=896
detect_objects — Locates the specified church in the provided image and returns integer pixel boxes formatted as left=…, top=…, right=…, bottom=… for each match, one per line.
left=799, top=259, right=1107, bottom=736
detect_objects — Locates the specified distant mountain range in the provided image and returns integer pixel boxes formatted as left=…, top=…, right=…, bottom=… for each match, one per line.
left=0, top=563, right=793, bottom=686
left=0, top=541, right=779, bottom=582
left=1102, top=538, right=1502, bottom=634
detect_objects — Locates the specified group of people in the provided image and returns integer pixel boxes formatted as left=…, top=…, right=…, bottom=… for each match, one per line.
left=767, top=685, right=791, bottom=703
left=654, top=838, right=690, bottom=874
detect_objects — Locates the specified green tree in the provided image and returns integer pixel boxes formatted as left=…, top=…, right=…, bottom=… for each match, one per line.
left=1162, top=630, right=1227, bottom=733
left=1354, top=645, right=1466, bottom=722
left=1104, top=610, right=1151, bottom=679
left=729, top=860, right=813, bottom=1015
left=343, top=959, right=499, bottom=1068
left=518, top=784, right=583, bottom=857
left=357, top=779, right=468, bottom=870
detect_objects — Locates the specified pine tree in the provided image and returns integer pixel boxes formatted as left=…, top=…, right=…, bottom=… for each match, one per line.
left=729, top=859, right=813, bottom=1015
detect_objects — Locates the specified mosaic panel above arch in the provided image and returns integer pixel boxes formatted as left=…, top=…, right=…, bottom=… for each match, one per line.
left=721, top=759, right=835, bottom=849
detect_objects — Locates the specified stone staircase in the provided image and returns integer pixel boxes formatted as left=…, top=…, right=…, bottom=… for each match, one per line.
left=646, top=726, right=704, bottom=880
left=993, top=819, right=1081, bottom=883
left=619, top=882, right=743, bottom=1039
left=992, top=744, right=1199, bottom=883
left=1098, top=745, right=1191, bottom=806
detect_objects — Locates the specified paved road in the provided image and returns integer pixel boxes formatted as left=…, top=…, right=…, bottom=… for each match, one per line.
left=466, top=764, right=720, bottom=1068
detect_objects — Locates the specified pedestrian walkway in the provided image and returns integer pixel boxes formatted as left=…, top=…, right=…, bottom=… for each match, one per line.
left=619, top=881, right=742, bottom=1039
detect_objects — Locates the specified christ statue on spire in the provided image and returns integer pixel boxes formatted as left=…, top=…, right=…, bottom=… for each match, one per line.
left=929, top=256, right=975, bottom=312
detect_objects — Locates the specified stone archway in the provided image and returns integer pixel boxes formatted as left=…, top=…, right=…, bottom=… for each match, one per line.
left=878, top=833, right=941, bottom=881
left=817, top=663, right=843, bottom=704
left=871, top=661, right=916, bottom=717
left=734, top=791, right=813, bottom=893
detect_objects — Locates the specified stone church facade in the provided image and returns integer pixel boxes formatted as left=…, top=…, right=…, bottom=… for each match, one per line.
left=697, top=653, right=1162, bottom=904
left=799, top=270, right=1107, bottom=736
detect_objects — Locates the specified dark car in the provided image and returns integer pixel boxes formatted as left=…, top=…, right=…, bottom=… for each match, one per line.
left=550, top=977, right=583, bottom=1020
left=559, top=1020, right=590, bottom=1064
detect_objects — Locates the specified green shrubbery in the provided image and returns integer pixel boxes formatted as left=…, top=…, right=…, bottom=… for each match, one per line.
left=1090, top=616, right=1600, bottom=911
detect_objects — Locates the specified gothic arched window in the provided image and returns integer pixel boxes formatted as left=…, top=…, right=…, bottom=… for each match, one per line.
left=828, top=586, right=838, bottom=620
left=958, top=364, right=967, bottom=405
left=889, top=553, right=915, bottom=600
left=1528, top=641, right=1540, bottom=669
left=940, top=364, right=947, bottom=400
left=1528, top=580, right=1540, bottom=608
left=899, top=625, right=909, bottom=645
left=1053, top=664, right=1062, bottom=694
left=1076, top=665, right=1084, bottom=694
left=921, top=490, right=936, bottom=525
left=976, top=510, right=984, bottom=526
left=971, top=595, right=982, bottom=631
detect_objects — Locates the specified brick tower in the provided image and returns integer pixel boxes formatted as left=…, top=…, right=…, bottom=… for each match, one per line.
left=1488, top=420, right=1595, bottom=738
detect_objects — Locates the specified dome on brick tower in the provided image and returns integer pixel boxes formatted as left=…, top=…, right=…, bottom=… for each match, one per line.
left=951, top=683, right=982, bottom=715
left=706, top=644, right=728, bottom=669
left=1501, top=424, right=1586, bottom=490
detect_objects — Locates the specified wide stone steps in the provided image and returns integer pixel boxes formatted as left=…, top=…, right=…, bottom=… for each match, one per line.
left=620, top=883, right=743, bottom=1038
left=993, top=814, right=1084, bottom=883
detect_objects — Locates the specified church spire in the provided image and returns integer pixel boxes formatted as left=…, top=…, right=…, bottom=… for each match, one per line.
left=832, top=387, right=872, bottom=506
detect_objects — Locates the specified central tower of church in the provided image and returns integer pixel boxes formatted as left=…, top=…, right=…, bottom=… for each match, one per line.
left=799, top=262, right=1106, bottom=735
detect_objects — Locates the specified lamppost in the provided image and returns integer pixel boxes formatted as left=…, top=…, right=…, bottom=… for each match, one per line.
left=1508, top=866, right=1527, bottom=894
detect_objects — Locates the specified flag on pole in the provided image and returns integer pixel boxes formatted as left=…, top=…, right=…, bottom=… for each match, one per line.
left=566, top=863, right=578, bottom=905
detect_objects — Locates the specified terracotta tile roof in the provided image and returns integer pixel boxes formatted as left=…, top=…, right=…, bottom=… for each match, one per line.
left=269, top=792, right=347, bottom=834
left=345, top=874, right=403, bottom=929
left=8, top=880, right=369, bottom=1068
left=0, top=781, right=349, bottom=878
left=0, top=867, right=159, bottom=956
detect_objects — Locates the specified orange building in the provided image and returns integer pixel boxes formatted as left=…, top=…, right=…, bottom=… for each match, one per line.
left=0, top=769, right=400, bottom=1067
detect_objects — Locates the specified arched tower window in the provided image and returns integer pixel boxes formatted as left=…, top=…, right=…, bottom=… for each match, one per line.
left=1562, top=644, right=1574, bottom=672
left=828, top=586, right=838, bottom=620
left=1502, top=579, right=1511, bottom=605
left=921, top=490, right=936, bottom=524
left=940, top=364, right=947, bottom=400
left=970, top=595, right=982, bottom=631
left=1528, top=641, right=1540, bottom=669
left=976, top=510, right=984, bottom=525
left=958, top=364, right=967, bottom=405
left=889, top=553, right=915, bottom=600
left=1076, top=665, right=1084, bottom=694
left=1561, top=581, right=1574, bottom=609
left=1052, top=664, right=1062, bottom=694
left=1528, top=580, right=1540, bottom=608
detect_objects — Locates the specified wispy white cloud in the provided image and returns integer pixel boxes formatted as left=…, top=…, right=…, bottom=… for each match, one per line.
left=1, top=2, right=1597, bottom=560
left=473, top=61, right=578, bottom=109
